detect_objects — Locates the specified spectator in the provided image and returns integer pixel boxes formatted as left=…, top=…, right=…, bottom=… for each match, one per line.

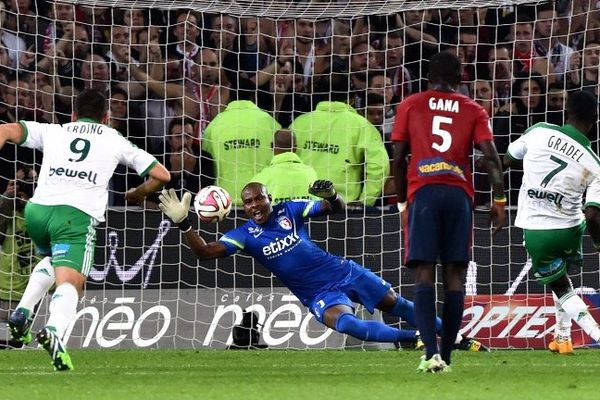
left=363, top=92, right=396, bottom=204
left=0, top=1, right=26, bottom=70
left=366, top=71, right=397, bottom=141
left=485, top=44, right=513, bottom=109
left=561, top=0, right=600, bottom=51
left=0, top=78, right=34, bottom=122
left=363, top=93, right=386, bottom=137
left=164, top=118, right=214, bottom=196
left=202, top=99, right=281, bottom=204
left=510, top=73, right=547, bottom=136
left=251, top=129, right=318, bottom=204
left=167, top=10, right=201, bottom=79
left=238, top=17, right=272, bottom=79
left=348, top=40, right=378, bottom=107
left=290, top=96, right=389, bottom=207
left=547, top=84, right=567, bottom=125
left=0, top=164, right=40, bottom=348
left=39, top=2, right=75, bottom=57
left=399, top=10, right=439, bottom=84
left=510, top=16, right=554, bottom=82
left=533, top=4, right=574, bottom=82
left=375, top=31, right=414, bottom=101
left=567, top=41, right=600, bottom=95
left=128, top=47, right=230, bottom=140
left=208, top=14, right=240, bottom=87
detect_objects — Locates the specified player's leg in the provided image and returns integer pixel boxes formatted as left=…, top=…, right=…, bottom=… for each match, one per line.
left=440, top=263, right=467, bottom=365
left=36, top=205, right=96, bottom=371
left=8, top=203, right=55, bottom=345
left=405, top=185, right=446, bottom=371
left=525, top=225, right=600, bottom=350
left=376, top=289, right=485, bottom=351
left=548, top=291, right=573, bottom=354
left=438, top=185, right=473, bottom=367
left=8, top=256, right=54, bottom=345
left=550, top=274, right=600, bottom=344
left=310, top=291, right=415, bottom=343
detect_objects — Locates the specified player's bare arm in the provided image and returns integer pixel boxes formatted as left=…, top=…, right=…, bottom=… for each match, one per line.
left=158, top=189, right=228, bottom=260
left=479, top=140, right=506, bottom=235
left=392, top=141, right=409, bottom=205
left=0, top=123, right=25, bottom=149
left=308, top=180, right=345, bottom=214
left=125, top=163, right=171, bottom=205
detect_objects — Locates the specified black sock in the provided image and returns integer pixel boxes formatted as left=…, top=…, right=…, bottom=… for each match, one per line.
left=414, top=283, right=438, bottom=359
left=440, top=290, right=464, bottom=365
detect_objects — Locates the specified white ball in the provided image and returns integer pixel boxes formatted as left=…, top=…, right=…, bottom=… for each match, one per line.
left=193, top=186, right=233, bottom=223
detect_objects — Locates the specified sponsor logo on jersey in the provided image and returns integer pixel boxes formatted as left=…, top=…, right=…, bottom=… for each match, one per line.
left=248, top=226, right=264, bottom=238
left=48, top=166, right=98, bottom=184
left=527, top=189, right=564, bottom=206
left=417, top=157, right=465, bottom=179
left=302, top=141, right=340, bottom=154
left=277, top=216, right=292, bottom=230
left=262, top=232, right=300, bottom=257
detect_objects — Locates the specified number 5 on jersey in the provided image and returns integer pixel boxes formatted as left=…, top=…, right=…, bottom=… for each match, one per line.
left=432, top=115, right=452, bottom=153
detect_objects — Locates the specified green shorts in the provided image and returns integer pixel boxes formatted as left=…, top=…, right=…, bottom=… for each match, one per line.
left=523, top=222, right=585, bottom=285
left=24, top=203, right=97, bottom=276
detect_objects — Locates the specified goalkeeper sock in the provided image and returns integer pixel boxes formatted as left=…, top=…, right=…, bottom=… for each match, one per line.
left=16, top=257, right=54, bottom=315
left=440, top=290, right=464, bottom=365
left=46, top=283, right=79, bottom=339
left=414, top=283, right=438, bottom=359
left=559, top=291, right=600, bottom=342
left=335, top=313, right=416, bottom=342
left=552, top=292, right=572, bottom=339
left=390, top=295, right=444, bottom=334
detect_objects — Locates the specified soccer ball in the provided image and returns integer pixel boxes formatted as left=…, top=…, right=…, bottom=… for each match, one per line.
left=193, top=186, right=232, bottom=223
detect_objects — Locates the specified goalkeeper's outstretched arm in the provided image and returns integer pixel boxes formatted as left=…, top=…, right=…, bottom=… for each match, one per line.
left=308, top=180, right=345, bottom=214
left=158, top=189, right=228, bottom=260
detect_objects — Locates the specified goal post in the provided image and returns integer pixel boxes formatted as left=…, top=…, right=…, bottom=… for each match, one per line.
left=1, top=0, right=599, bottom=350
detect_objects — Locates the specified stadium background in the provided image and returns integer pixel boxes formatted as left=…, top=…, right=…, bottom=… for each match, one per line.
left=0, top=0, right=600, bottom=350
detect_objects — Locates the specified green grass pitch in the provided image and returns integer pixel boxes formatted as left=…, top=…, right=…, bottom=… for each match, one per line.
left=2, top=349, right=599, bottom=400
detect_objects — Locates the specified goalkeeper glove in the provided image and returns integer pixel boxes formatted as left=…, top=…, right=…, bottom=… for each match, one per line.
left=309, top=180, right=337, bottom=201
left=158, top=188, right=191, bottom=225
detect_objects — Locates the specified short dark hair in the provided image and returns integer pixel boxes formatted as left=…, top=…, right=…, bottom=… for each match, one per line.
left=168, top=117, right=196, bottom=135
left=428, top=51, right=461, bottom=86
left=110, top=85, right=128, bottom=100
left=365, top=93, right=385, bottom=106
left=567, top=90, right=598, bottom=125
left=75, top=89, right=107, bottom=122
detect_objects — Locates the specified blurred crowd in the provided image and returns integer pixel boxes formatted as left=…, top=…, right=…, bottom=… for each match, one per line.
left=0, top=1, right=599, bottom=207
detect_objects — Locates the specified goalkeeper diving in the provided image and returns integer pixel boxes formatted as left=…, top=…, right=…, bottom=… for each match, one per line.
left=159, top=180, right=487, bottom=350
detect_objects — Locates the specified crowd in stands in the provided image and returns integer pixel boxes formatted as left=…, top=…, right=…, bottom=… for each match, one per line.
left=0, top=1, right=599, bottom=207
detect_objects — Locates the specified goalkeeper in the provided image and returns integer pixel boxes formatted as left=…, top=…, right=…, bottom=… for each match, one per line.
left=159, top=181, right=485, bottom=350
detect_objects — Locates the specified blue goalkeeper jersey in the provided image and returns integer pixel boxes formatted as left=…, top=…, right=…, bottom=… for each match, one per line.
left=219, top=200, right=350, bottom=306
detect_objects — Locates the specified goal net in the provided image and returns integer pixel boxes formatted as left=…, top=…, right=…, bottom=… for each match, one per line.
left=1, top=0, right=599, bottom=350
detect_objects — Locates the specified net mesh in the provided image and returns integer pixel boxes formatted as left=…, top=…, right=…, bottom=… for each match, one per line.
left=0, top=0, right=599, bottom=350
